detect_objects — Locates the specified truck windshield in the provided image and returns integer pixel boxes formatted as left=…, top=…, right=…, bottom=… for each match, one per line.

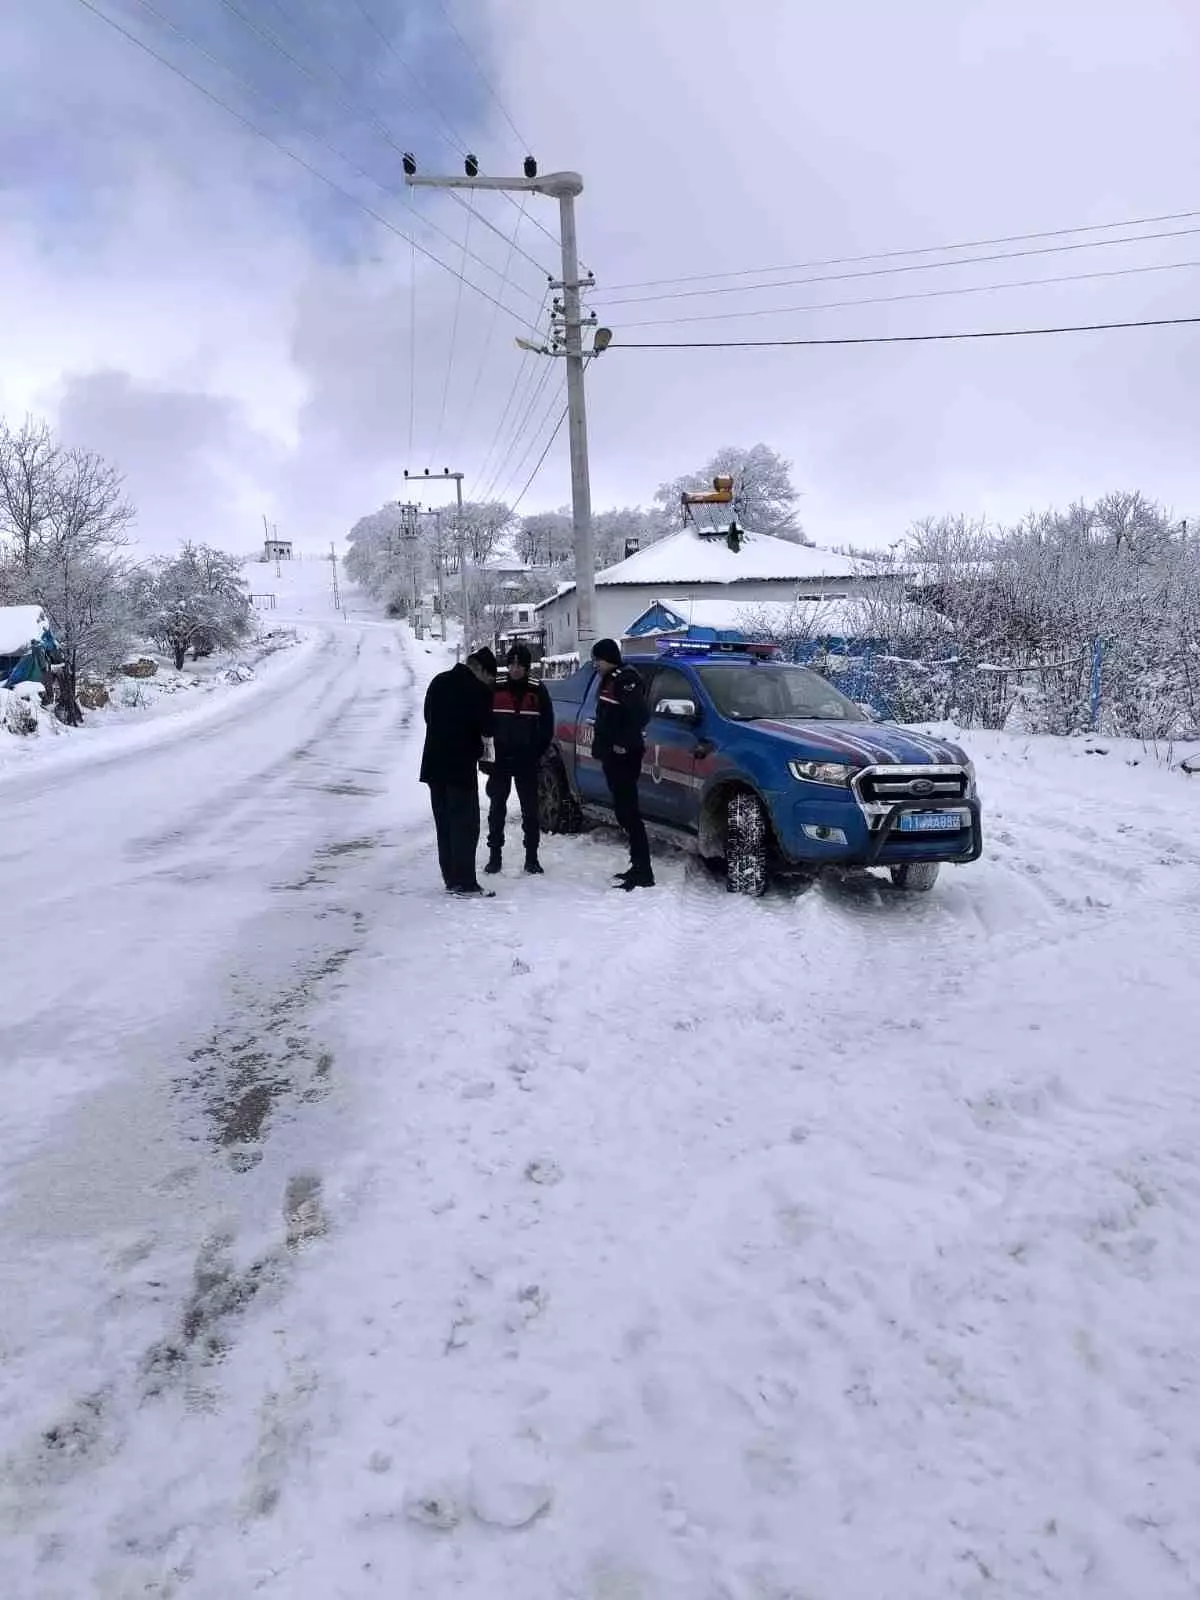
left=699, top=664, right=866, bottom=722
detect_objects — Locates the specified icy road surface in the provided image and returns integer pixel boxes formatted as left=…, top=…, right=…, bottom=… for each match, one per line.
left=2, top=588, right=1199, bottom=1597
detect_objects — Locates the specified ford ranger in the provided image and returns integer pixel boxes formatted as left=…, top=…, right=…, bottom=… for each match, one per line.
left=537, top=642, right=982, bottom=895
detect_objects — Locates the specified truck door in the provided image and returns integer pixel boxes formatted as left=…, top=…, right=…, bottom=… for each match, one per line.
left=640, top=665, right=701, bottom=829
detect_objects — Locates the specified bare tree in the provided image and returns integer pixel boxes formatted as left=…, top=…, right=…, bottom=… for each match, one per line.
left=23, top=445, right=136, bottom=724
left=0, top=418, right=60, bottom=572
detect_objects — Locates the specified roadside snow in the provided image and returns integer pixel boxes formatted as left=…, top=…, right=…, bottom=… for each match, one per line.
left=4, top=703, right=1196, bottom=1598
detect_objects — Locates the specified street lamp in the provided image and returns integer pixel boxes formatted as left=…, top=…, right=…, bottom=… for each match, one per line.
left=403, top=160, right=599, bottom=651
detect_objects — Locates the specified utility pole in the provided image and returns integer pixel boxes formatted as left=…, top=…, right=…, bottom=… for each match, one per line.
left=432, top=510, right=447, bottom=640
left=329, top=542, right=341, bottom=612
left=404, top=158, right=607, bottom=653
left=405, top=467, right=467, bottom=648
left=397, top=501, right=423, bottom=632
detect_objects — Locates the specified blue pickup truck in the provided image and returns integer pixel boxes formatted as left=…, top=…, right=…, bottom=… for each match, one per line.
left=537, top=642, right=982, bottom=895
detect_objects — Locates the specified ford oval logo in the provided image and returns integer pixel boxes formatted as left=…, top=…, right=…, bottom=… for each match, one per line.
left=909, top=777, right=934, bottom=796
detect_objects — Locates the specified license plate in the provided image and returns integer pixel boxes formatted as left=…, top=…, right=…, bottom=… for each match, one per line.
left=898, top=810, right=962, bottom=833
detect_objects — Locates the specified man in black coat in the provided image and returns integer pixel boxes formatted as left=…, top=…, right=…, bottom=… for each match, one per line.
left=420, top=648, right=497, bottom=895
left=484, top=643, right=555, bottom=876
left=591, top=637, right=654, bottom=890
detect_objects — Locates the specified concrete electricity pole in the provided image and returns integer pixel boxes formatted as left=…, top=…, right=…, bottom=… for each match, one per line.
left=403, top=158, right=605, bottom=652
left=329, top=542, right=341, bottom=612
left=405, top=467, right=468, bottom=649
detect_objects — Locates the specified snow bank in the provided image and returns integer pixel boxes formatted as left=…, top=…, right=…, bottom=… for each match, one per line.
left=0, top=628, right=320, bottom=785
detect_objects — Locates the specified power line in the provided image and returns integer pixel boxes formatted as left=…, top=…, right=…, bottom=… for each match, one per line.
left=492, top=374, right=567, bottom=505
left=451, top=195, right=532, bottom=461
left=431, top=202, right=474, bottom=462
left=346, top=0, right=470, bottom=159
left=70, top=0, right=544, bottom=336
left=431, top=0, right=528, bottom=152
left=111, top=0, right=541, bottom=304
left=349, top=0, right=561, bottom=259
left=408, top=235, right=417, bottom=457
left=480, top=359, right=555, bottom=501
left=596, top=223, right=1200, bottom=309
left=611, top=313, right=1200, bottom=350
left=473, top=298, right=550, bottom=490
left=509, top=404, right=569, bottom=514
left=212, top=0, right=554, bottom=280
left=612, top=255, right=1200, bottom=329
left=604, top=205, right=1200, bottom=294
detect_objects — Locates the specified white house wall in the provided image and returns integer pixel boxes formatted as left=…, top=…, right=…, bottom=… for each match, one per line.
left=538, top=576, right=874, bottom=655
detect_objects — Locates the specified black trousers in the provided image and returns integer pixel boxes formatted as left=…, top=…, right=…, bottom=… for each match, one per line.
left=602, top=752, right=651, bottom=872
left=428, top=781, right=481, bottom=890
left=486, top=764, right=540, bottom=857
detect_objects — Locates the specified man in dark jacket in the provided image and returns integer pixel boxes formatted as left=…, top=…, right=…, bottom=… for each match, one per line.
left=485, top=643, right=555, bottom=876
left=591, top=637, right=654, bottom=890
left=420, top=647, right=497, bottom=895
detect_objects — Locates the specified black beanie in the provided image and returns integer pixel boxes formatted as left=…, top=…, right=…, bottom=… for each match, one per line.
left=591, top=637, right=621, bottom=666
left=469, top=646, right=498, bottom=676
left=506, top=642, right=533, bottom=669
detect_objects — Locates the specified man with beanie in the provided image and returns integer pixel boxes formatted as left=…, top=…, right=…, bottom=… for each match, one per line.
left=484, top=643, right=555, bottom=876
left=590, top=638, right=654, bottom=890
left=420, top=647, right=498, bottom=895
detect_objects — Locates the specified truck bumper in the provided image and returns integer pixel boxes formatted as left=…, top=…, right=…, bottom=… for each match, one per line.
left=776, top=795, right=983, bottom=868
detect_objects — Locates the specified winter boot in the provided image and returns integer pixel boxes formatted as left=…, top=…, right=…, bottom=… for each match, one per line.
left=619, top=866, right=656, bottom=892
left=524, top=852, right=544, bottom=875
left=485, top=847, right=503, bottom=875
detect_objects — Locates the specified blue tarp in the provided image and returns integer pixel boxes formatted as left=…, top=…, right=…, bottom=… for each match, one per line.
left=4, top=628, right=61, bottom=690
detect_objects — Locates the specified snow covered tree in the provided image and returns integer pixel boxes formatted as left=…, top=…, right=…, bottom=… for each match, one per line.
left=455, top=501, right=513, bottom=567
left=133, top=542, right=252, bottom=670
left=655, top=444, right=805, bottom=542
left=0, top=418, right=60, bottom=574
left=15, top=443, right=137, bottom=723
left=516, top=510, right=573, bottom=567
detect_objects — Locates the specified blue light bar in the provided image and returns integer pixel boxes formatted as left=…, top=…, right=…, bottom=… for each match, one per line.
left=653, top=638, right=781, bottom=661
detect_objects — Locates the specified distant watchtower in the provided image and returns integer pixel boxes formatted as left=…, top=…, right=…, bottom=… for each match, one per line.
left=263, top=536, right=293, bottom=563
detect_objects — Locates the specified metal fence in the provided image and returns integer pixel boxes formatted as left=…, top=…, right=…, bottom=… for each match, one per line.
left=797, top=638, right=1198, bottom=740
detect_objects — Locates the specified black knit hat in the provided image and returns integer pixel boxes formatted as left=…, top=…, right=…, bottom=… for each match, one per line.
left=469, top=646, right=498, bottom=676
left=506, top=642, right=533, bottom=669
left=591, top=637, right=621, bottom=665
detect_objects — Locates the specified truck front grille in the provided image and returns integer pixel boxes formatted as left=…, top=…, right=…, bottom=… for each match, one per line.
left=857, top=766, right=970, bottom=806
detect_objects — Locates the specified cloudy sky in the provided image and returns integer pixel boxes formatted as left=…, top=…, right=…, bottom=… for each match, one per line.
left=2, top=0, right=1199, bottom=555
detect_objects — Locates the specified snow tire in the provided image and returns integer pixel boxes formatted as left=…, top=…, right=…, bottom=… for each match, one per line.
left=889, top=860, right=940, bottom=893
left=537, top=756, right=584, bottom=835
left=726, top=790, right=769, bottom=897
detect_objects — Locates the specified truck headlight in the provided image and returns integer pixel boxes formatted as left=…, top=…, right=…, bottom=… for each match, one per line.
left=788, top=759, right=854, bottom=786
left=963, top=759, right=977, bottom=796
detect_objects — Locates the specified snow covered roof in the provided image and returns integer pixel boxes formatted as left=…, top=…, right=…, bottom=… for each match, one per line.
left=0, top=606, right=48, bottom=656
left=533, top=582, right=576, bottom=613
left=625, top=594, right=952, bottom=641
left=629, top=597, right=830, bottom=633
left=596, top=525, right=869, bottom=587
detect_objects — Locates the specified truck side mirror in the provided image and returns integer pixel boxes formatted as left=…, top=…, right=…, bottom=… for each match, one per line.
left=655, top=697, right=698, bottom=721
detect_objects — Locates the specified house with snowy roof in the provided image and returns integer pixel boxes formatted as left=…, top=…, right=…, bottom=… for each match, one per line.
left=0, top=606, right=51, bottom=681
left=534, top=523, right=884, bottom=658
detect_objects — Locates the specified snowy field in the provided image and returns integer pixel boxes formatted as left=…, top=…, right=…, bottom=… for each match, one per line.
left=1, top=570, right=1199, bottom=1598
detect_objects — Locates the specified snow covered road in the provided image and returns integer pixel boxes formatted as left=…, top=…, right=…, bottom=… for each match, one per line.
left=2, top=615, right=1199, bottom=1598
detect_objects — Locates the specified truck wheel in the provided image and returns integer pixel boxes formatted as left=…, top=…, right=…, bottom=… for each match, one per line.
left=538, top=756, right=584, bottom=835
left=726, top=791, right=769, bottom=897
left=889, top=861, right=940, bottom=892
